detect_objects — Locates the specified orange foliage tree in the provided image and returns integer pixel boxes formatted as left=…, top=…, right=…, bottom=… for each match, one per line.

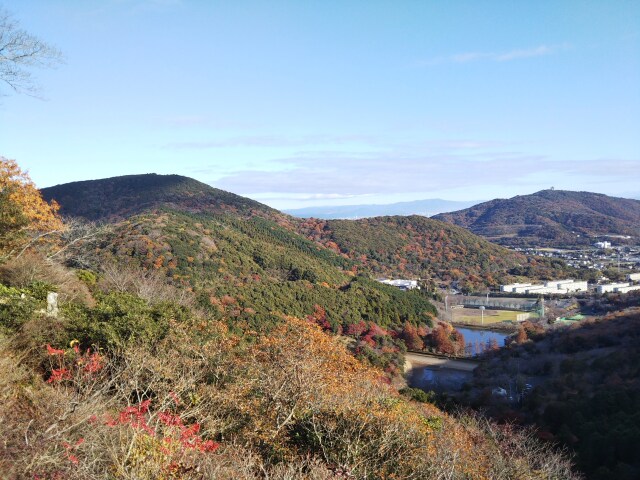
left=0, top=157, right=63, bottom=259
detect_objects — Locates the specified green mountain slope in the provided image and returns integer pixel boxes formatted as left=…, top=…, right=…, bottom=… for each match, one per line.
left=43, top=175, right=448, bottom=372
left=297, top=215, right=570, bottom=291
left=44, top=174, right=555, bottom=290
left=434, top=189, right=640, bottom=247
left=100, top=208, right=439, bottom=332
left=42, top=173, right=281, bottom=221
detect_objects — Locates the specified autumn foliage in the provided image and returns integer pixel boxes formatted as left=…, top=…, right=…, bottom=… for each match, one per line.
left=0, top=304, right=580, bottom=479
left=0, top=157, right=63, bottom=259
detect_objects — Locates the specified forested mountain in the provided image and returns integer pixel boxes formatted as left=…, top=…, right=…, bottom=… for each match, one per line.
left=42, top=174, right=281, bottom=221
left=43, top=174, right=572, bottom=294
left=434, top=189, right=640, bottom=247
left=42, top=175, right=442, bottom=374
left=297, top=216, right=559, bottom=291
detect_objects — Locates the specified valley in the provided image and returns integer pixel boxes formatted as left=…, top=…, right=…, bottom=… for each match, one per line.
left=2, top=3, right=637, bottom=478
left=1, top=167, right=638, bottom=479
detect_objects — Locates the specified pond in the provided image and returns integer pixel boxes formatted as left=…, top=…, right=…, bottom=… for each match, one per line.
left=406, top=327, right=511, bottom=393
left=456, top=326, right=510, bottom=356
left=407, top=366, right=474, bottom=393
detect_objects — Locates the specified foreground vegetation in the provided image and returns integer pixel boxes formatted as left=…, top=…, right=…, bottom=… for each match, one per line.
left=1, top=264, right=583, bottom=479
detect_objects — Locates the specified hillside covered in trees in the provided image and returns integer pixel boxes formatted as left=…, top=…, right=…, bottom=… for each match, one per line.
left=43, top=174, right=574, bottom=293
left=0, top=159, right=583, bottom=478
left=296, top=215, right=573, bottom=292
left=42, top=174, right=283, bottom=222
left=434, top=189, right=640, bottom=247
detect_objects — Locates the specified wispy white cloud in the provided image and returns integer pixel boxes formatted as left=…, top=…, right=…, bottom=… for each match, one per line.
left=207, top=151, right=550, bottom=196
left=165, top=134, right=377, bottom=149
left=417, top=43, right=571, bottom=67
left=197, top=147, right=638, bottom=200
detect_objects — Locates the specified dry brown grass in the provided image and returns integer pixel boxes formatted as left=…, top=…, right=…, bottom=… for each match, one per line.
left=0, top=253, right=93, bottom=305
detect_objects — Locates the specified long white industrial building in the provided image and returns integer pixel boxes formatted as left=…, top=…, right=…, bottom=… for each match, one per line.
left=597, top=282, right=631, bottom=294
left=501, top=283, right=531, bottom=292
left=615, top=285, right=640, bottom=294
left=502, top=278, right=640, bottom=296
left=501, top=279, right=588, bottom=295
left=563, top=281, right=588, bottom=292
left=378, top=279, right=419, bottom=291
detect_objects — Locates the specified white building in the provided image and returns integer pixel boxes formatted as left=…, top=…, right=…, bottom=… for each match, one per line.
left=525, top=286, right=557, bottom=294
left=503, top=279, right=588, bottom=295
left=512, top=284, right=542, bottom=293
left=615, top=285, right=640, bottom=294
left=501, top=283, right=531, bottom=293
left=597, top=282, right=631, bottom=294
left=627, top=273, right=640, bottom=282
left=594, top=241, right=612, bottom=249
left=379, top=279, right=419, bottom=291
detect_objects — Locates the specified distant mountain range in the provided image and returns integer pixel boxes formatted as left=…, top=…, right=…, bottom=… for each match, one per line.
left=433, top=189, right=640, bottom=247
left=284, top=199, right=479, bottom=219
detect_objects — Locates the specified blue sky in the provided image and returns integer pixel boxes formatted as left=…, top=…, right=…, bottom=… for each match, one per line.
left=1, top=0, right=639, bottom=209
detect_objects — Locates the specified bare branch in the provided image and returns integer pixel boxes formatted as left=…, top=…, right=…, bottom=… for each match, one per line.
left=0, top=7, right=64, bottom=98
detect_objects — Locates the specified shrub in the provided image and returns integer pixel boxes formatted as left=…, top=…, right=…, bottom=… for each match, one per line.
left=0, top=157, right=63, bottom=260
left=400, top=387, right=437, bottom=404
left=64, top=292, right=173, bottom=349
left=0, top=284, right=40, bottom=331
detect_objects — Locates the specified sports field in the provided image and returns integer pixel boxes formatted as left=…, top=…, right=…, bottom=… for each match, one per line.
left=449, top=307, right=536, bottom=325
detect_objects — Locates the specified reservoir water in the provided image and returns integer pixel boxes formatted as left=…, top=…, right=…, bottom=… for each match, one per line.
left=456, top=326, right=509, bottom=356
left=407, top=326, right=511, bottom=392
left=407, top=363, right=474, bottom=393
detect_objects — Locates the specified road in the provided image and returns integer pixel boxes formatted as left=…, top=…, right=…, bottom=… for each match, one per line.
left=404, top=351, right=479, bottom=373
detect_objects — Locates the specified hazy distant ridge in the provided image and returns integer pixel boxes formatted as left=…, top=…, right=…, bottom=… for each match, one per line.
left=284, top=198, right=479, bottom=219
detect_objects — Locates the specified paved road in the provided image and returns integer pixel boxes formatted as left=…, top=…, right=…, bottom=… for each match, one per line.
left=405, top=352, right=479, bottom=372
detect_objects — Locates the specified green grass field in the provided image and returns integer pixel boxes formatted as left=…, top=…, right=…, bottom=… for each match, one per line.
left=449, top=308, right=537, bottom=325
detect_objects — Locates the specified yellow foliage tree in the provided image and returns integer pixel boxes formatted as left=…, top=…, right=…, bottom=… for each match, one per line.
left=0, top=157, right=63, bottom=259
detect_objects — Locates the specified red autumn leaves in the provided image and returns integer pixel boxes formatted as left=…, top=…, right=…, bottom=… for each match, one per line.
left=44, top=344, right=220, bottom=470
left=45, top=342, right=104, bottom=384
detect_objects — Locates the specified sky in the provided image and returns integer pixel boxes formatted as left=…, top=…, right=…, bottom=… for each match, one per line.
left=1, top=0, right=639, bottom=209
